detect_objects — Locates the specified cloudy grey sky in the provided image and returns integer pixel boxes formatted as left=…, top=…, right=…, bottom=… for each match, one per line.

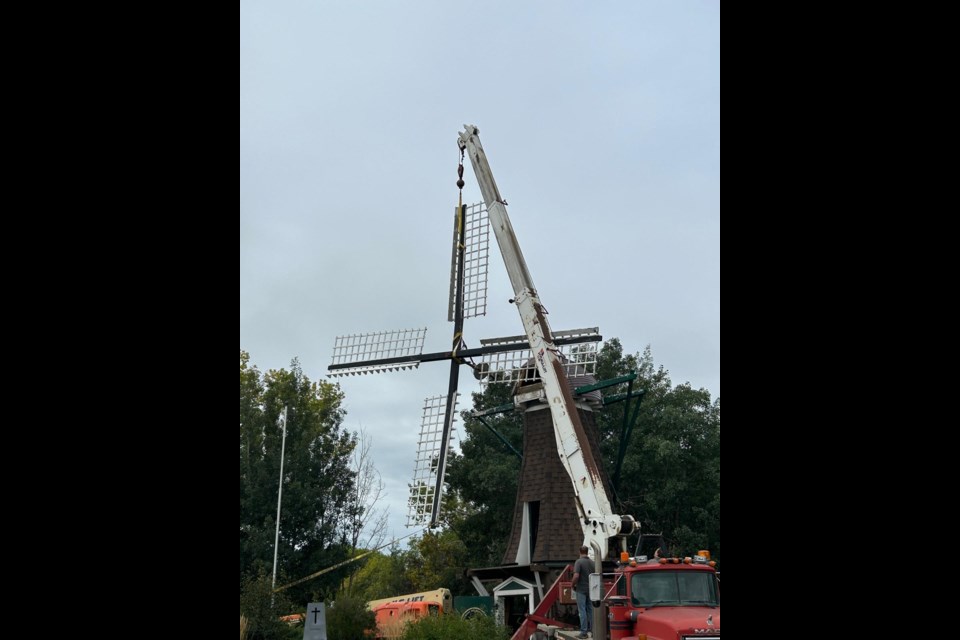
left=241, top=0, right=719, bottom=545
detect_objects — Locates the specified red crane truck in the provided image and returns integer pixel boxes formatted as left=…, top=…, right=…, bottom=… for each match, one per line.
left=458, top=125, right=720, bottom=640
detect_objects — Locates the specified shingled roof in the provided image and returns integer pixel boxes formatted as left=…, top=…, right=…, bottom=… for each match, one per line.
left=502, top=393, right=613, bottom=565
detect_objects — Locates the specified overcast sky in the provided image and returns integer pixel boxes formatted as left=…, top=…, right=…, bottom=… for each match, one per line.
left=241, top=0, right=720, bottom=547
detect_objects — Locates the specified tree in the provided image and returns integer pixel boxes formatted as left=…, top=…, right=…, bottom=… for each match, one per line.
left=343, top=428, right=389, bottom=595
left=614, top=368, right=720, bottom=557
left=405, top=530, right=470, bottom=594
left=593, top=342, right=720, bottom=557
left=444, top=382, right=522, bottom=569
left=326, top=595, right=376, bottom=640
left=346, top=545, right=414, bottom=602
left=240, top=350, right=359, bottom=606
left=239, top=568, right=298, bottom=640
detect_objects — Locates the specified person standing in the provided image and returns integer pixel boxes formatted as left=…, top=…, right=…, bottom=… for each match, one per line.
left=571, top=545, right=594, bottom=638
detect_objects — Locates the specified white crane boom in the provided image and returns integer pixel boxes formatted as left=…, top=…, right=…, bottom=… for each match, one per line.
left=458, top=125, right=636, bottom=560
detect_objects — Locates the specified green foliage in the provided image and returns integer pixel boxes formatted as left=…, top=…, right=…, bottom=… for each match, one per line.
left=599, top=343, right=721, bottom=558
left=239, top=569, right=299, bottom=640
left=444, top=382, right=522, bottom=569
left=326, top=595, right=376, bottom=640
left=346, top=546, right=414, bottom=602
left=240, top=350, right=359, bottom=604
left=405, top=530, right=470, bottom=594
left=399, top=613, right=509, bottom=640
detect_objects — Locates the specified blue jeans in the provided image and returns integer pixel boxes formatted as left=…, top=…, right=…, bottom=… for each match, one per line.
left=576, top=590, right=591, bottom=634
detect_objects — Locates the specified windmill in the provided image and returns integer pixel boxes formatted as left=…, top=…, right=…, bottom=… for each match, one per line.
left=328, top=144, right=601, bottom=530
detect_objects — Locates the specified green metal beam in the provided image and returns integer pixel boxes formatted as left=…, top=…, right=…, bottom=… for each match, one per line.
left=477, top=416, right=523, bottom=460
left=602, top=389, right=646, bottom=405
left=573, top=372, right=638, bottom=395
left=468, top=374, right=645, bottom=472
left=613, top=377, right=635, bottom=490
left=471, top=402, right=514, bottom=418
left=613, top=387, right=646, bottom=490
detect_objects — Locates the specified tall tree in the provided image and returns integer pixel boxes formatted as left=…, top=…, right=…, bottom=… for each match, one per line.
left=346, top=545, right=414, bottom=602
left=444, top=382, right=523, bottom=569
left=595, top=342, right=720, bottom=556
left=343, top=428, right=389, bottom=594
left=240, top=350, right=359, bottom=605
left=404, top=530, right=470, bottom=595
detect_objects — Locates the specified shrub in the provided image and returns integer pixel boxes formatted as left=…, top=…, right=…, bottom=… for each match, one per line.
left=400, top=613, right=509, bottom=640
left=326, top=595, right=377, bottom=640
left=239, top=570, right=299, bottom=640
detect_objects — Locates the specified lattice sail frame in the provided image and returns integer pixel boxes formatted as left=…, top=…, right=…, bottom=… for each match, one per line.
left=476, top=327, right=600, bottom=388
left=328, top=328, right=427, bottom=377
left=448, top=203, right=490, bottom=321
left=407, top=394, right=459, bottom=526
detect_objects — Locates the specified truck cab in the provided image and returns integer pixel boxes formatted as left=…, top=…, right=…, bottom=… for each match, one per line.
left=608, top=554, right=720, bottom=640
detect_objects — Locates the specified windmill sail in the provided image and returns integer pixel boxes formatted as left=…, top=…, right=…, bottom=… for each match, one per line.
left=476, top=327, right=601, bottom=387
left=407, top=394, right=459, bottom=527
left=448, top=202, right=490, bottom=322
left=328, top=328, right=427, bottom=377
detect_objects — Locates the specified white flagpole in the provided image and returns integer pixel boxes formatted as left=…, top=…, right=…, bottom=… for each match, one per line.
left=271, top=405, right=288, bottom=596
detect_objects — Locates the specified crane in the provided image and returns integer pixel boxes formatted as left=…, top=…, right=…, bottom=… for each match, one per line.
left=457, top=125, right=637, bottom=562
